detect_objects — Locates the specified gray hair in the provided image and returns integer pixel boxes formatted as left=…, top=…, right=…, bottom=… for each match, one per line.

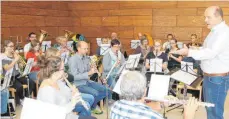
left=120, top=71, right=147, bottom=101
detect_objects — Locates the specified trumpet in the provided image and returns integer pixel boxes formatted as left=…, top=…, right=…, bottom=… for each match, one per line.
left=38, top=30, right=48, bottom=42
left=63, top=74, right=89, bottom=110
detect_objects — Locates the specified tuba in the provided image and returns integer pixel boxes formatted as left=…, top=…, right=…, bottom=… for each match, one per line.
left=38, top=30, right=48, bottom=42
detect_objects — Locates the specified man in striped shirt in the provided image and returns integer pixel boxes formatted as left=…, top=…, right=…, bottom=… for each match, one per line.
left=110, top=71, right=198, bottom=119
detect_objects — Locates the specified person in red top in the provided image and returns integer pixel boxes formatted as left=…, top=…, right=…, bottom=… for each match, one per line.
left=26, top=40, right=42, bottom=81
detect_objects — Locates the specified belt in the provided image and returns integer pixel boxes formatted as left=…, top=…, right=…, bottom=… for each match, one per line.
left=203, top=72, right=229, bottom=77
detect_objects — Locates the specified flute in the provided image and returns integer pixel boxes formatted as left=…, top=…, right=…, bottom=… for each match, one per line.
left=63, top=76, right=90, bottom=110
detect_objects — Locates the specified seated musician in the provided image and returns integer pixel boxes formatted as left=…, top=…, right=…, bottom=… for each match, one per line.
left=111, top=32, right=118, bottom=40
left=162, top=34, right=174, bottom=51
left=110, top=71, right=198, bottom=119
left=24, top=32, right=37, bottom=57
left=102, top=39, right=125, bottom=98
left=26, top=40, right=42, bottom=82
left=135, top=35, right=152, bottom=59
left=2, top=40, right=36, bottom=105
left=186, top=34, right=202, bottom=49
left=68, top=41, right=110, bottom=114
left=165, top=39, right=183, bottom=70
left=145, top=40, right=168, bottom=73
left=54, top=36, right=74, bottom=66
left=37, top=56, right=95, bottom=118
left=43, top=47, right=95, bottom=110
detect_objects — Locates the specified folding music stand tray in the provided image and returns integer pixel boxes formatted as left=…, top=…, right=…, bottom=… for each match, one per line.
left=100, top=44, right=110, bottom=55
left=130, top=40, right=141, bottom=49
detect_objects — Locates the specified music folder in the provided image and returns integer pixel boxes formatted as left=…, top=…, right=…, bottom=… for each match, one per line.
left=131, top=40, right=141, bottom=49
left=100, top=44, right=110, bottom=55
left=125, top=53, right=141, bottom=69
left=41, top=41, right=51, bottom=52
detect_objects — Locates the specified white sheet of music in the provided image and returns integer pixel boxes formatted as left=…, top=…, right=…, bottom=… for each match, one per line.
left=96, top=38, right=102, bottom=46
left=125, top=53, right=141, bottom=69
left=171, top=70, right=197, bottom=85
left=131, top=40, right=141, bottom=49
left=41, top=41, right=51, bottom=52
left=1, top=68, right=13, bottom=91
left=100, top=44, right=110, bottom=55
left=149, top=58, right=163, bottom=72
left=113, top=70, right=129, bottom=95
left=22, top=58, right=34, bottom=76
left=146, top=74, right=170, bottom=101
left=181, top=61, right=196, bottom=75
left=20, top=98, right=66, bottom=119
left=67, top=41, right=73, bottom=51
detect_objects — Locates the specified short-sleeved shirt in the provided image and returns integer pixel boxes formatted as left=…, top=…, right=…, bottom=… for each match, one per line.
left=26, top=52, right=40, bottom=72
left=2, top=56, right=20, bottom=77
left=24, top=43, right=31, bottom=53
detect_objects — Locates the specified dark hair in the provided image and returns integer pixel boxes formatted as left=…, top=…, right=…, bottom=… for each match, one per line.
left=170, top=39, right=178, bottom=48
left=191, top=34, right=197, bottom=38
left=28, top=32, right=36, bottom=37
left=140, top=34, right=147, bottom=44
left=37, top=56, right=62, bottom=80
left=167, top=34, right=174, bottom=38
left=215, top=7, right=223, bottom=18
left=29, top=40, right=40, bottom=52
left=111, top=39, right=120, bottom=47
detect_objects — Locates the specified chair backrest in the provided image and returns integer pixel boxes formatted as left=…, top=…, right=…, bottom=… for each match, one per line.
left=20, top=98, right=66, bottom=119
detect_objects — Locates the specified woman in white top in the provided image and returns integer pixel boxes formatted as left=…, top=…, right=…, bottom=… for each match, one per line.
left=37, top=56, right=96, bottom=119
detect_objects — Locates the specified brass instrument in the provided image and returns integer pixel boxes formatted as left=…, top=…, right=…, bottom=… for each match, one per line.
left=64, top=30, right=78, bottom=43
left=90, top=55, right=102, bottom=77
left=13, top=51, right=27, bottom=73
left=38, top=30, right=48, bottom=42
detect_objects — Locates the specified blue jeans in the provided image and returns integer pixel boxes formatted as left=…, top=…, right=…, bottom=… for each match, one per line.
left=203, top=75, right=229, bottom=119
left=77, top=81, right=111, bottom=109
left=28, top=72, right=38, bottom=81
left=1, top=89, right=9, bottom=114
left=81, top=93, right=94, bottom=108
left=73, top=93, right=94, bottom=116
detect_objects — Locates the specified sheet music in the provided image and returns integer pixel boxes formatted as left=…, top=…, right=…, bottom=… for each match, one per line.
left=113, top=70, right=129, bottom=94
left=146, top=75, right=170, bottom=101
left=67, top=41, right=73, bottom=51
left=131, top=40, right=141, bottom=49
left=41, top=41, right=51, bottom=52
left=125, top=53, right=141, bottom=69
left=177, top=42, right=183, bottom=49
left=171, top=70, right=197, bottom=85
left=20, top=98, right=67, bottom=119
left=181, top=61, right=196, bottom=75
left=100, top=44, right=110, bottom=55
left=149, top=58, right=163, bottom=72
left=96, top=38, right=102, bottom=46
left=1, top=68, right=13, bottom=91
left=22, top=58, right=34, bottom=76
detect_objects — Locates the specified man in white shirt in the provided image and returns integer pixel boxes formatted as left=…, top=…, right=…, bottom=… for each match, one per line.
left=23, top=32, right=37, bottom=57
left=175, top=6, right=229, bottom=119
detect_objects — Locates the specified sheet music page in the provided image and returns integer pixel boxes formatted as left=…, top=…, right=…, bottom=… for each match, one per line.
left=96, top=38, right=102, bottom=46
left=22, top=58, right=34, bottom=76
left=41, top=41, right=51, bottom=52
left=149, top=58, right=163, bottom=72
left=1, top=68, right=13, bottom=91
left=67, top=41, right=73, bottom=51
left=171, top=70, right=197, bottom=85
left=20, top=98, right=66, bottom=119
left=146, top=75, right=170, bottom=101
left=100, top=44, right=110, bottom=55
left=131, top=40, right=141, bottom=49
left=113, top=70, right=129, bottom=94
left=181, top=61, right=196, bottom=75
left=125, top=53, right=141, bottom=69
